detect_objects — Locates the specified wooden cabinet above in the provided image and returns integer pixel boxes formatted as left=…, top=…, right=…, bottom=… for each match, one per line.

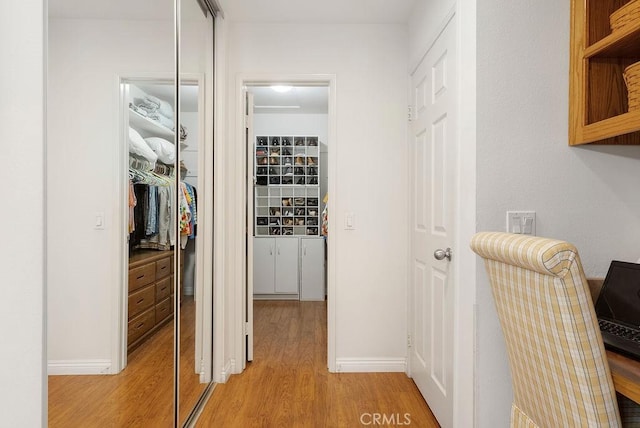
left=570, top=0, right=640, bottom=145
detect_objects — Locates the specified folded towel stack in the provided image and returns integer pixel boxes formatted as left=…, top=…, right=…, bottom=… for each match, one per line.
left=130, top=91, right=176, bottom=131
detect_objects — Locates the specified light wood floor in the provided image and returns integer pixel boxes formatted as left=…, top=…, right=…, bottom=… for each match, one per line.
left=48, top=296, right=205, bottom=427
left=196, top=301, right=440, bottom=427
left=49, top=299, right=439, bottom=427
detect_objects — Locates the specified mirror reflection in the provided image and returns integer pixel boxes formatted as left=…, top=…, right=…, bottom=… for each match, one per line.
left=46, top=0, right=216, bottom=426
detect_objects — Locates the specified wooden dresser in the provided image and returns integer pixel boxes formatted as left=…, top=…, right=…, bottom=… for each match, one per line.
left=128, top=250, right=180, bottom=353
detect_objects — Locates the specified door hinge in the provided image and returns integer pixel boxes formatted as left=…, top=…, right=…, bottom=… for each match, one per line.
left=245, top=321, right=249, bottom=336
left=244, top=115, right=249, bottom=128
left=408, top=105, right=413, bottom=122
left=407, top=334, right=412, bottom=348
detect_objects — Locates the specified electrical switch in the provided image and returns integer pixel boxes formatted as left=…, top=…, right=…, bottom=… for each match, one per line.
left=95, top=212, right=105, bottom=230
left=345, top=212, right=355, bottom=230
left=506, top=211, right=536, bottom=235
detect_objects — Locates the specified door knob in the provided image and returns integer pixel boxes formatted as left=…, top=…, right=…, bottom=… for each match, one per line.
left=434, top=248, right=452, bottom=261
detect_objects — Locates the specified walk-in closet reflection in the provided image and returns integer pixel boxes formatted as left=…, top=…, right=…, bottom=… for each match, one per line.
left=47, top=0, right=217, bottom=426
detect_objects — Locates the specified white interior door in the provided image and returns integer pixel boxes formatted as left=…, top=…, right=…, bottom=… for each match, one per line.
left=245, top=90, right=254, bottom=362
left=409, top=16, right=457, bottom=428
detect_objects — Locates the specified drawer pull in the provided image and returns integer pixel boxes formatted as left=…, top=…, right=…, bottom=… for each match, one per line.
left=136, top=323, right=144, bottom=329
left=137, top=298, right=144, bottom=304
left=160, top=266, right=167, bottom=270
left=137, top=275, right=145, bottom=280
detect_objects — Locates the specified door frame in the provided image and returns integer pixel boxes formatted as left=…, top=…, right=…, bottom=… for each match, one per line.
left=406, top=5, right=477, bottom=427
left=233, top=74, right=337, bottom=372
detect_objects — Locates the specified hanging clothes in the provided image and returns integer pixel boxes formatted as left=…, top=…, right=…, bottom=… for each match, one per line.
left=178, top=182, right=192, bottom=249
left=129, top=184, right=148, bottom=252
left=128, top=180, right=137, bottom=234
left=183, top=183, right=198, bottom=239
left=145, top=186, right=159, bottom=236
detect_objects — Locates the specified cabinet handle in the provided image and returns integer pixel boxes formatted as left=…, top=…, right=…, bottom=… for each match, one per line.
left=137, top=298, right=144, bottom=304
left=136, top=323, right=144, bottom=329
left=137, top=275, right=145, bottom=280
left=304, top=245, right=307, bottom=256
left=269, top=245, right=273, bottom=255
left=278, top=246, right=281, bottom=255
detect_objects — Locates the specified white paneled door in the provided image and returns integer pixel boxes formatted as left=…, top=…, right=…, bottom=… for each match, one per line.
left=409, top=15, right=457, bottom=428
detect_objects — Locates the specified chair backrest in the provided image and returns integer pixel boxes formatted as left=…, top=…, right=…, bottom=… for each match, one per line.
left=470, top=232, right=621, bottom=427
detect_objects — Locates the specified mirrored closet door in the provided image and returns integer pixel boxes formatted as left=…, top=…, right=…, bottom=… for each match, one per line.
left=178, top=0, right=216, bottom=424
left=47, top=0, right=217, bottom=426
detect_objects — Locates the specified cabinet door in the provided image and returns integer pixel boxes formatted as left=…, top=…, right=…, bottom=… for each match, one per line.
left=275, top=237, right=299, bottom=294
left=253, top=238, right=275, bottom=294
left=300, top=238, right=325, bottom=301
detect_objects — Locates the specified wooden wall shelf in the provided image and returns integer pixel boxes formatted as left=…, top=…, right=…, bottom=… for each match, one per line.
left=569, top=0, right=640, bottom=145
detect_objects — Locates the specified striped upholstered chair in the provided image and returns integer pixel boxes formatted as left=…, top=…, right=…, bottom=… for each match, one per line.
left=471, top=232, right=621, bottom=427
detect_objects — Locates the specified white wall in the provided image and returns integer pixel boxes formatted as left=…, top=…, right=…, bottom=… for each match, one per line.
left=226, top=23, right=409, bottom=370
left=0, top=0, right=46, bottom=424
left=253, top=113, right=329, bottom=145
left=47, top=17, right=206, bottom=371
left=476, top=0, right=640, bottom=426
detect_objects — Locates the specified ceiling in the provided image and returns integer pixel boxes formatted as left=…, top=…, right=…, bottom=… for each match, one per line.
left=48, top=0, right=204, bottom=20
left=251, top=86, right=328, bottom=115
left=50, top=0, right=418, bottom=24
left=217, top=0, right=417, bottom=24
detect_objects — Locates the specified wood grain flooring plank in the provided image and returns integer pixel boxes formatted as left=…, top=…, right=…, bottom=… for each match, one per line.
left=196, top=301, right=440, bottom=428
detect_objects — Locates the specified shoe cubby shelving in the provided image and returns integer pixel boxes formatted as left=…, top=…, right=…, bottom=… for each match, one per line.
left=254, top=135, right=320, bottom=237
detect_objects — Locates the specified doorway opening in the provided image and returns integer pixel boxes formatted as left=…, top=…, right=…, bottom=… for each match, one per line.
left=239, top=76, right=336, bottom=371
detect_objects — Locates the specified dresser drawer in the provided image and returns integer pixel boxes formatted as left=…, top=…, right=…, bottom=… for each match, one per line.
left=156, top=257, right=171, bottom=279
left=128, top=284, right=155, bottom=319
left=127, top=307, right=155, bottom=345
left=129, top=263, right=156, bottom=292
left=156, top=276, right=172, bottom=301
left=155, top=296, right=173, bottom=323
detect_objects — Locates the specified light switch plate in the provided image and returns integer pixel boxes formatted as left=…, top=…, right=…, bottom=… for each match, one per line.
left=94, top=212, right=105, bottom=230
left=344, top=212, right=355, bottom=230
left=506, top=211, right=536, bottom=235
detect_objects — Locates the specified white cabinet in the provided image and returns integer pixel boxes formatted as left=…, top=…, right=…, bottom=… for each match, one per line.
left=253, top=237, right=299, bottom=295
left=300, top=237, right=325, bottom=301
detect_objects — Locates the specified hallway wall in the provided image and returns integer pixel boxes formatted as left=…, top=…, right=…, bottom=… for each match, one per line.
left=0, top=0, right=46, bottom=424
left=226, top=22, right=410, bottom=370
left=476, top=0, right=640, bottom=426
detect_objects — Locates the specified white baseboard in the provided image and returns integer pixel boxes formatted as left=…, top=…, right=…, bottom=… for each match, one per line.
left=335, top=358, right=407, bottom=373
left=219, top=359, right=233, bottom=383
left=48, top=359, right=112, bottom=375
